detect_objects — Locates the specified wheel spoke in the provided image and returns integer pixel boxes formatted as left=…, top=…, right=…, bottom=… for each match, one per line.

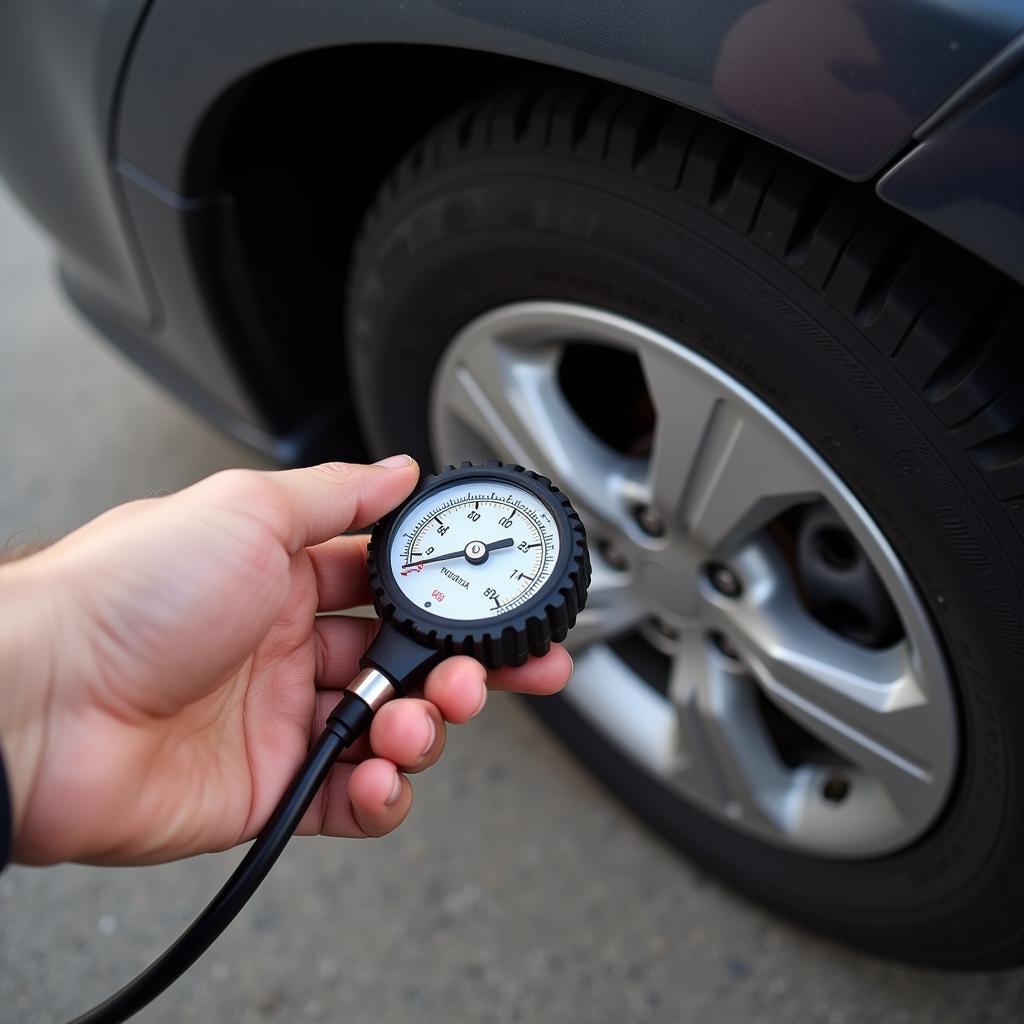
left=434, top=315, right=643, bottom=537
left=668, top=637, right=794, bottom=830
left=565, top=561, right=645, bottom=652
left=638, top=342, right=818, bottom=552
left=563, top=644, right=682, bottom=778
left=714, top=543, right=948, bottom=817
left=438, top=356, right=535, bottom=468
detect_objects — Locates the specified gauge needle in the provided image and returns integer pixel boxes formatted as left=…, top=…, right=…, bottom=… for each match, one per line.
left=402, top=537, right=514, bottom=569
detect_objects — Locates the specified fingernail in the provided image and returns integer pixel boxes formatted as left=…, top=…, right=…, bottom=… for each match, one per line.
left=375, top=454, right=413, bottom=469
left=566, top=653, right=574, bottom=682
left=420, top=716, right=437, bottom=757
left=470, top=680, right=488, bottom=719
left=385, top=772, right=403, bottom=805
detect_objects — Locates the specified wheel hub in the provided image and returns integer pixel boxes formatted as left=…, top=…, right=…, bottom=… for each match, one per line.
left=429, top=300, right=958, bottom=858
left=638, top=558, right=700, bottom=620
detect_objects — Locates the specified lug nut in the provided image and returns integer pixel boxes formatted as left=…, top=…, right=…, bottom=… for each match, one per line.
left=634, top=505, right=665, bottom=538
left=707, top=563, right=742, bottom=598
left=597, top=538, right=629, bottom=572
left=709, top=630, right=740, bottom=661
left=651, top=617, right=681, bottom=641
left=822, top=774, right=850, bottom=804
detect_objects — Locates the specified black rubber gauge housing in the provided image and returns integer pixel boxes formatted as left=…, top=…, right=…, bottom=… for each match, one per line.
left=367, top=461, right=590, bottom=668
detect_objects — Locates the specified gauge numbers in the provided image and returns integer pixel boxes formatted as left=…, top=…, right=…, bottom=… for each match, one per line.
left=389, top=480, right=560, bottom=621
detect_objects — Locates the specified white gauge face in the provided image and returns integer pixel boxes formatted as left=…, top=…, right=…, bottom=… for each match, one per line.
left=389, top=480, right=561, bottom=622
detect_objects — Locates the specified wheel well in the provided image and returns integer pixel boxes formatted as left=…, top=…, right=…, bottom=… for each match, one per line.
left=196, top=45, right=539, bottom=457
left=195, top=44, right=1005, bottom=462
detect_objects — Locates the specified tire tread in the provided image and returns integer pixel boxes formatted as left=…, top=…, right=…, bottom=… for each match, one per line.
left=355, top=74, right=1024, bottom=542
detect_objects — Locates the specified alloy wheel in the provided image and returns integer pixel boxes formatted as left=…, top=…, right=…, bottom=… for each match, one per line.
left=430, top=301, right=958, bottom=858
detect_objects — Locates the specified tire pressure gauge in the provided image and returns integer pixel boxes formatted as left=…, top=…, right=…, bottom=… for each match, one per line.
left=69, top=462, right=589, bottom=1024
left=368, top=461, right=590, bottom=669
left=348, top=462, right=590, bottom=708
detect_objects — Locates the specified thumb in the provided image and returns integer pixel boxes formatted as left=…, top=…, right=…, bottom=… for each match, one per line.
left=267, top=456, right=420, bottom=552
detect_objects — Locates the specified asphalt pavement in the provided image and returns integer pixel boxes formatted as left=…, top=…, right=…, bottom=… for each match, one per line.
left=1, top=183, right=1022, bottom=1024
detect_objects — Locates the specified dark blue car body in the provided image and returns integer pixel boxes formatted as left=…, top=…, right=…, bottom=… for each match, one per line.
left=1, top=0, right=1022, bottom=460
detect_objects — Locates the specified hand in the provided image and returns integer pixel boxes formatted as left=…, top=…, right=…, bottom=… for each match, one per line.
left=0, top=458, right=572, bottom=866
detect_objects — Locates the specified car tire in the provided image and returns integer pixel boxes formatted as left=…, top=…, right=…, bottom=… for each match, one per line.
left=346, top=78, right=1024, bottom=968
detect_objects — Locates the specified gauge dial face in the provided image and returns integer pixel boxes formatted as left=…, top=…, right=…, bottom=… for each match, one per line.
left=388, top=479, right=561, bottom=622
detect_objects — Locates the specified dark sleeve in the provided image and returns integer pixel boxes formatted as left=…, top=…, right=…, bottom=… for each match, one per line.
left=0, top=746, right=11, bottom=870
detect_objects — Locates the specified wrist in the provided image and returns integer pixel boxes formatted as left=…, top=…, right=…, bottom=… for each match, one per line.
left=0, top=555, right=59, bottom=847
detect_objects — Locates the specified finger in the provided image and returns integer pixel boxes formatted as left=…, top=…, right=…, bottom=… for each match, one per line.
left=346, top=759, right=413, bottom=837
left=307, top=534, right=373, bottom=611
left=421, top=657, right=489, bottom=725
left=313, top=691, right=445, bottom=772
left=296, top=759, right=411, bottom=838
left=271, top=457, right=419, bottom=552
left=313, top=614, right=378, bottom=687
left=485, top=644, right=574, bottom=695
left=368, top=698, right=446, bottom=773
left=418, top=645, right=572, bottom=723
